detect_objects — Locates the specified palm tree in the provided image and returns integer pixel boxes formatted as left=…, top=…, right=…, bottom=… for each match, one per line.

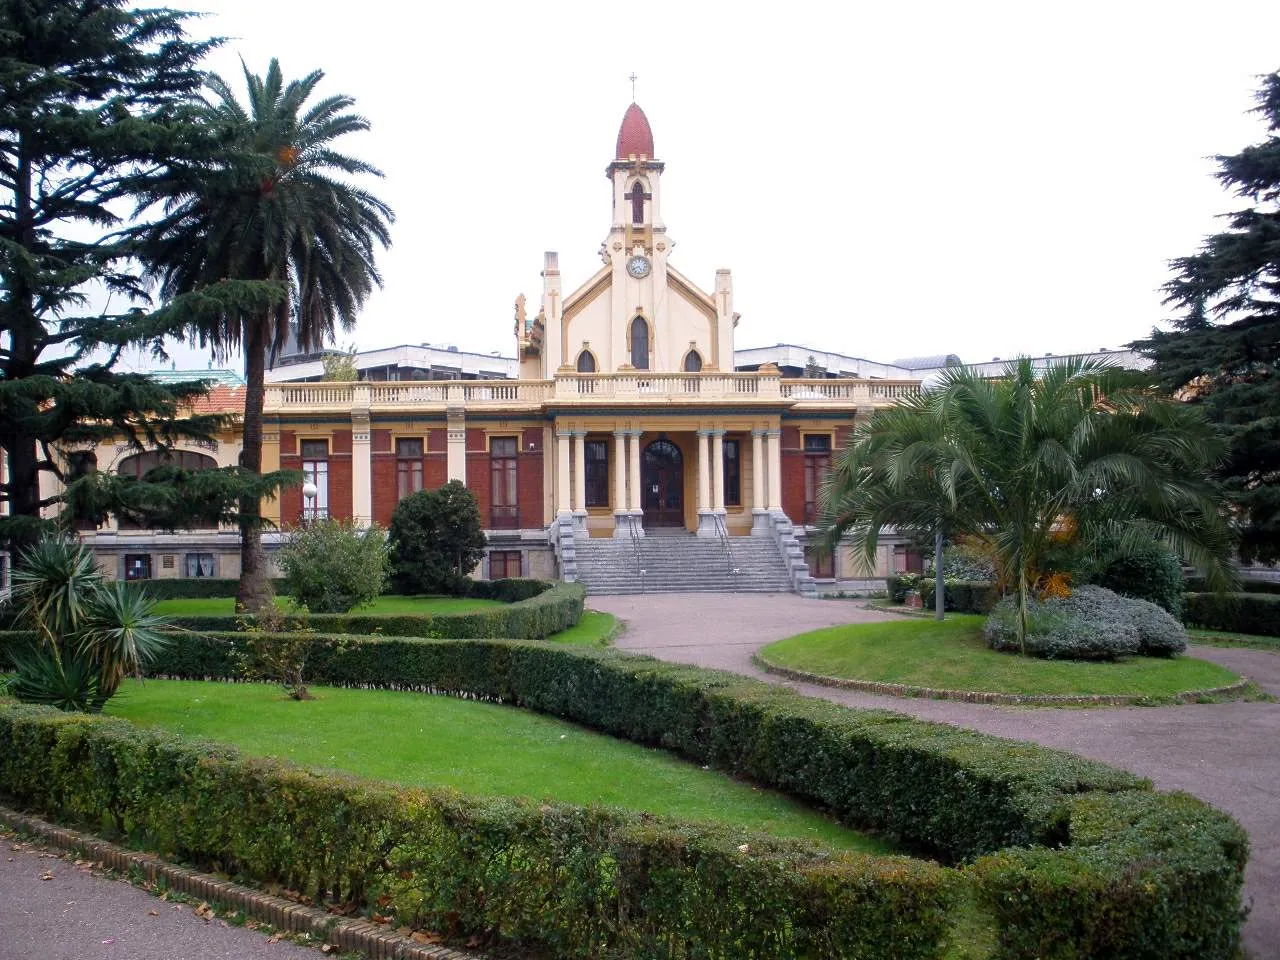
left=819, top=358, right=1236, bottom=649
left=143, top=60, right=393, bottom=611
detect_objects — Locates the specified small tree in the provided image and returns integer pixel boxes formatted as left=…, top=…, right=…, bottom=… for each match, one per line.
left=275, top=519, right=389, bottom=613
left=232, top=605, right=319, bottom=701
left=320, top=345, right=359, bottom=382
left=389, top=481, right=486, bottom=595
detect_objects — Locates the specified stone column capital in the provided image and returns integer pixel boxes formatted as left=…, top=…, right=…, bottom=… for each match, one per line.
left=751, top=428, right=767, bottom=438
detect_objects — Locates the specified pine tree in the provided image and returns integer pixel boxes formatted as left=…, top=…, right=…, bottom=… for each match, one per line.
left=1135, top=71, right=1280, bottom=565
left=0, top=1, right=293, bottom=549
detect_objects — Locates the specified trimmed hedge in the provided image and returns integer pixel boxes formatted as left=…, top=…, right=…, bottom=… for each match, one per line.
left=127, top=578, right=286, bottom=600
left=1184, top=592, right=1280, bottom=637
left=160, top=580, right=585, bottom=641
left=1185, top=577, right=1280, bottom=595
left=2, top=633, right=1248, bottom=956
left=917, top=579, right=999, bottom=614
left=0, top=704, right=953, bottom=960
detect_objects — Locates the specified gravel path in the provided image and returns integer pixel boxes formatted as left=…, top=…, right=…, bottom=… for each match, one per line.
left=592, top=592, right=1280, bottom=957
left=0, top=829, right=320, bottom=960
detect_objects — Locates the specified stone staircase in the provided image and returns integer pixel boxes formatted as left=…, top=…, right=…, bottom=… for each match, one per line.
left=573, top=532, right=796, bottom=595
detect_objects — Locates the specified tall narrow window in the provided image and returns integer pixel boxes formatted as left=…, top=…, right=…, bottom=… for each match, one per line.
left=490, top=436, right=519, bottom=529
left=630, top=316, right=649, bottom=370
left=584, top=439, right=609, bottom=507
left=723, top=438, right=741, bottom=506
left=627, top=180, right=650, bottom=224
left=802, top=435, right=832, bottom=525
left=300, top=439, right=329, bottom=522
left=683, top=349, right=703, bottom=372
left=396, top=437, right=424, bottom=500
left=576, top=350, right=596, bottom=373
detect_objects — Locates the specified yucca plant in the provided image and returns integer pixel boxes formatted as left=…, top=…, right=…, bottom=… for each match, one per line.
left=5, top=537, right=171, bottom=711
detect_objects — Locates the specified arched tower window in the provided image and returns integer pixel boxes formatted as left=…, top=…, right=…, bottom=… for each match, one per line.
left=576, top=349, right=596, bottom=373
left=683, top=349, right=703, bottom=372
left=630, top=316, right=650, bottom=370
left=627, top=179, right=651, bottom=225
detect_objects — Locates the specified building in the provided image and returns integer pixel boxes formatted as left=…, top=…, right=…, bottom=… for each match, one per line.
left=67, top=103, right=1148, bottom=591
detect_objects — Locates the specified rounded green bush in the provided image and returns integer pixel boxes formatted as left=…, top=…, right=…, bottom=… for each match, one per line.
left=984, top=586, right=1188, bottom=660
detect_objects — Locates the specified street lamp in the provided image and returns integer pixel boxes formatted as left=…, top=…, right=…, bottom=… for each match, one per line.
left=302, top=480, right=318, bottom=522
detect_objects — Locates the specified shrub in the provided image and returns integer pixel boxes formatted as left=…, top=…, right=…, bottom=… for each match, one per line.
left=275, top=519, right=389, bottom=614
left=0, top=703, right=955, bottom=960
left=886, top=573, right=921, bottom=603
left=917, top=579, right=998, bottom=614
left=984, top=586, right=1187, bottom=660
left=388, top=481, right=486, bottom=595
left=159, top=580, right=584, bottom=641
left=125, top=632, right=1248, bottom=956
left=121, top=578, right=286, bottom=601
left=1184, top=592, right=1280, bottom=636
left=5, top=538, right=171, bottom=711
left=1080, top=538, right=1186, bottom=616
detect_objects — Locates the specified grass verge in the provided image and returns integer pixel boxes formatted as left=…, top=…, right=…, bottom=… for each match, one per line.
left=1190, top=628, right=1280, bottom=651
left=547, top=610, right=622, bottom=646
left=759, top=615, right=1241, bottom=700
left=151, top=595, right=507, bottom=617
left=107, top=679, right=888, bottom=854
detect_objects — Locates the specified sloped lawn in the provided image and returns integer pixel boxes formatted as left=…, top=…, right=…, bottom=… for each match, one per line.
left=107, top=679, right=887, bottom=853
left=760, top=615, right=1240, bottom=699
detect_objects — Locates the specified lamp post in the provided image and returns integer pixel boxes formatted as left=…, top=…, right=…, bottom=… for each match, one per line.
left=302, top=480, right=318, bottom=523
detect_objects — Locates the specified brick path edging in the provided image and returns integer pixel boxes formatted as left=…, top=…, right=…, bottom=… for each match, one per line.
left=0, top=805, right=485, bottom=960
left=751, top=653, right=1254, bottom=707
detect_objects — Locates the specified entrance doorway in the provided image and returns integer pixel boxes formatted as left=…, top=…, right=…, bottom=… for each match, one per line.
left=642, top=438, right=684, bottom=527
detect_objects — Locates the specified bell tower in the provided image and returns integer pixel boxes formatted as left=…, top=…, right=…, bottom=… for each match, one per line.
left=604, top=103, right=672, bottom=369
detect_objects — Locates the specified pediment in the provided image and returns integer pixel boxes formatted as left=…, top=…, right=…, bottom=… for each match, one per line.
left=666, top=264, right=717, bottom=322
left=562, top=264, right=612, bottom=322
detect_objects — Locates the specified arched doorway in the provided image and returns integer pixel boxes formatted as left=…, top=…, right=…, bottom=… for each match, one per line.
left=642, top=438, right=684, bottom=527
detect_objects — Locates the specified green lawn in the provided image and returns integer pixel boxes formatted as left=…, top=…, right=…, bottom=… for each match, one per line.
left=1190, top=628, right=1280, bottom=651
left=546, top=610, right=621, bottom=646
left=151, top=594, right=507, bottom=617
left=107, top=679, right=886, bottom=853
left=760, top=615, right=1241, bottom=699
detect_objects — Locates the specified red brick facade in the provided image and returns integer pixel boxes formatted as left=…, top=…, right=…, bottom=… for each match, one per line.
left=780, top=426, right=805, bottom=524
left=465, top=428, right=491, bottom=524
left=371, top=429, right=395, bottom=527
left=518, top=427, right=544, bottom=528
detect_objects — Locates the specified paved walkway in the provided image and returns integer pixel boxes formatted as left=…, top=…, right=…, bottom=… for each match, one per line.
left=592, top=593, right=1280, bottom=957
left=0, top=829, right=319, bottom=960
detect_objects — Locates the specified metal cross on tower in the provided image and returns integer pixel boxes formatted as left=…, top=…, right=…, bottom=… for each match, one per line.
left=629, top=72, right=638, bottom=101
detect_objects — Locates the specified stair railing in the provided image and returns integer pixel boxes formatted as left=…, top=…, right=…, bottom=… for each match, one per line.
left=627, top=513, right=646, bottom=594
left=712, top=512, right=738, bottom=578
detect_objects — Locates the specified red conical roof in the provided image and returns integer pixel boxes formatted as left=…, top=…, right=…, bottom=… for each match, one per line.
left=615, top=103, right=654, bottom=160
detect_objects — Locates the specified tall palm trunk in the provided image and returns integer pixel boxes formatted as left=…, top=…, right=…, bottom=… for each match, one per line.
left=237, top=320, right=273, bottom=612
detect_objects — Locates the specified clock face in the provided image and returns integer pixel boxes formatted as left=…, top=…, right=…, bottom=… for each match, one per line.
left=626, top=255, right=651, bottom=279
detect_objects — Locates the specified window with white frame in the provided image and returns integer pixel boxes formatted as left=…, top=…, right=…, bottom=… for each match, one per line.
left=184, top=553, right=216, bottom=578
left=300, top=439, right=329, bottom=521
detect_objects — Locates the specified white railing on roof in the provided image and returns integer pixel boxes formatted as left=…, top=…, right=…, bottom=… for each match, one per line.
left=779, top=379, right=920, bottom=403
left=553, top=372, right=781, bottom=402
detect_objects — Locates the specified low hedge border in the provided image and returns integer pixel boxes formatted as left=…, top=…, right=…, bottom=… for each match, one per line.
left=0, top=703, right=953, bottom=960
left=1186, top=577, right=1280, bottom=595
left=160, top=580, right=585, bottom=642
left=751, top=652, right=1254, bottom=706
left=1, top=633, right=1249, bottom=957
left=1184, top=592, right=1280, bottom=637
left=0, top=806, right=482, bottom=960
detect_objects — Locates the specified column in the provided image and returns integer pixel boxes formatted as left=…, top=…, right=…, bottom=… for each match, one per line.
left=446, top=407, right=466, bottom=483
left=766, top=428, right=783, bottom=511
left=555, top=430, right=571, bottom=516
left=696, top=429, right=714, bottom=536
left=612, top=430, right=629, bottom=537
left=751, top=429, right=769, bottom=534
left=628, top=431, right=643, bottom=521
left=711, top=430, right=726, bottom=514
left=351, top=414, right=372, bottom=526
left=571, top=430, right=587, bottom=532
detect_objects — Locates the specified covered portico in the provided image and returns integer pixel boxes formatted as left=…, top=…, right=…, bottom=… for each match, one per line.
left=552, top=415, right=784, bottom=538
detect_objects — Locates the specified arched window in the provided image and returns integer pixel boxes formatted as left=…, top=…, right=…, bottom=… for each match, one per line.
left=117, top=449, right=216, bottom=478
left=576, top=349, right=596, bottom=373
left=683, top=349, right=703, bottom=372
left=630, top=316, right=650, bottom=370
left=116, top=449, right=218, bottom=530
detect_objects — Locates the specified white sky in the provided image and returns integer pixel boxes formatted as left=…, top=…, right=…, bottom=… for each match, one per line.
left=139, top=0, right=1280, bottom=372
